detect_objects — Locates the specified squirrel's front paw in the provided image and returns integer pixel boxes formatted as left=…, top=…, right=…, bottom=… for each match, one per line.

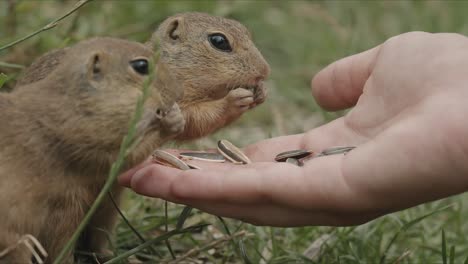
left=225, top=88, right=254, bottom=117
left=161, top=104, right=185, bottom=136
left=251, top=82, right=267, bottom=108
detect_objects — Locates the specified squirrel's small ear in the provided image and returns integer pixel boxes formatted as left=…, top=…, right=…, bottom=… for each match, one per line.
left=87, top=52, right=105, bottom=81
left=165, top=17, right=184, bottom=41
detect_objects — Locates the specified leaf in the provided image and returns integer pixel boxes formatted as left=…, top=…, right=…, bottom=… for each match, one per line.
left=239, top=238, right=253, bottom=264
left=0, top=73, right=9, bottom=89
left=449, top=245, right=455, bottom=264
left=176, top=206, right=193, bottom=230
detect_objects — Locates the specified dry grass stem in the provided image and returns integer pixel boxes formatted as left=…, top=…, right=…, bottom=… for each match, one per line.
left=0, top=234, right=48, bottom=264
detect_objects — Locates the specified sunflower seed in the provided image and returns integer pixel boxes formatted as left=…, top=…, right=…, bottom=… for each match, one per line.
left=152, top=150, right=190, bottom=170
left=275, top=149, right=313, bottom=162
left=187, top=163, right=202, bottom=170
left=217, top=139, right=251, bottom=164
left=180, top=152, right=226, bottom=162
left=318, top=146, right=356, bottom=156
left=285, top=158, right=304, bottom=166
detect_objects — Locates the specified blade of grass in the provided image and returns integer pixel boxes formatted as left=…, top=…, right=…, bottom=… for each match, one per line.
left=0, top=73, right=8, bottom=89
left=176, top=206, right=193, bottom=230
left=217, top=216, right=252, bottom=264
left=53, top=53, right=158, bottom=264
left=108, top=191, right=160, bottom=257
left=0, top=0, right=94, bottom=52
left=164, top=201, right=176, bottom=259
left=103, top=224, right=209, bottom=264
left=0, top=61, right=24, bottom=69
left=442, top=229, right=447, bottom=264
left=380, top=205, right=452, bottom=264
left=166, top=231, right=251, bottom=264
left=239, top=237, right=253, bottom=264
left=270, top=227, right=278, bottom=260
left=391, top=250, right=411, bottom=264
left=449, top=246, right=455, bottom=264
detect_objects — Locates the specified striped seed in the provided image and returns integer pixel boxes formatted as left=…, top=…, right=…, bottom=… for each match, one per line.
left=152, top=150, right=190, bottom=170
left=180, top=152, right=226, bottom=162
left=319, top=146, right=356, bottom=156
left=217, top=139, right=251, bottom=164
left=275, top=149, right=313, bottom=162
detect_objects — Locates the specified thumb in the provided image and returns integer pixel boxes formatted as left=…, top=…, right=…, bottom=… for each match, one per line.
left=311, top=45, right=381, bottom=111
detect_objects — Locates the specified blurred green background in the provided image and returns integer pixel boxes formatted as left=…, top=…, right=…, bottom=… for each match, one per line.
left=1, top=0, right=468, bottom=263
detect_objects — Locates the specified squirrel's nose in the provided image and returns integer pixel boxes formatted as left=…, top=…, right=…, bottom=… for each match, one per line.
left=254, top=64, right=270, bottom=85
left=254, top=66, right=270, bottom=84
left=259, top=61, right=270, bottom=80
left=253, top=76, right=265, bottom=87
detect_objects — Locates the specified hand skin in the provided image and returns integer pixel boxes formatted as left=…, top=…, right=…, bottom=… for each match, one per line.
left=119, top=32, right=468, bottom=227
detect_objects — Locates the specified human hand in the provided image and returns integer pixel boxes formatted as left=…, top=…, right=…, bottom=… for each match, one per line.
left=120, top=32, right=468, bottom=226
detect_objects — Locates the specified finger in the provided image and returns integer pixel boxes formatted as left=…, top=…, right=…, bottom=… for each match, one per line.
left=311, top=45, right=381, bottom=111
left=129, top=154, right=366, bottom=211
left=129, top=161, right=280, bottom=204
left=118, top=158, right=152, bottom=187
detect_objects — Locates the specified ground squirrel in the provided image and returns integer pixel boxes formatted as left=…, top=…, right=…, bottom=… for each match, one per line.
left=18, top=12, right=271, bottom=141
left=0, top=37, right=185, bottom=263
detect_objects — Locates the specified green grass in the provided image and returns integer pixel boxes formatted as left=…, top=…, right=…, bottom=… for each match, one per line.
left=1, top=0, right=468, bottom=263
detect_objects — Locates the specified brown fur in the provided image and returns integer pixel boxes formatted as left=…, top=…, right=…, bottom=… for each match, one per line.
left=18, top=12, right=270, bottom=141
left=0, top=37, right=184, bottom=263
left=151, top=12, right=270, bottom=140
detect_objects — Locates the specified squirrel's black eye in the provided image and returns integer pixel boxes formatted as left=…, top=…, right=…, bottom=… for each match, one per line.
left=208, top=33, right=232, bottom=52
left=130, top=59, right=149, bottom=75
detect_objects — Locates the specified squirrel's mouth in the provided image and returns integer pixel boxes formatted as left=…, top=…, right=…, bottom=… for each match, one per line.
left=136, top=106, right=170, bottom=135
left=204, top=81, right=264, bottom=102
left=248, top=82, right=264, bottom=102
left=245, top=84, right=259, bottom=93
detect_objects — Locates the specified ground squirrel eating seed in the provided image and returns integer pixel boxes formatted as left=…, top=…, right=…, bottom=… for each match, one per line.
left=18, top=12, right=270, bottom=141
left=0, top=37, right=184, bottom=263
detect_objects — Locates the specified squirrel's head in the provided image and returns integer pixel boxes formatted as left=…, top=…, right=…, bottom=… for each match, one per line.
left=150, top=12, right=270, bottom=101
left=32, top=37, right=183, bottom=161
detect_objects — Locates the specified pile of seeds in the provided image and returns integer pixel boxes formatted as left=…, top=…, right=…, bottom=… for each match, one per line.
left=152, top=139, right=355, bottom=168
left=152, top=139, right=251, bottom=169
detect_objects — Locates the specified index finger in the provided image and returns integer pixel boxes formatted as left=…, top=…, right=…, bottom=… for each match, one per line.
left=126, top=153, right=369, bottom=212
left=311, top=45, right=381, bottom=111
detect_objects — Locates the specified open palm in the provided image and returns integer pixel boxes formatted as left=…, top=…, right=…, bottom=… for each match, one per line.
left=120, top=32, right=468, bottom=226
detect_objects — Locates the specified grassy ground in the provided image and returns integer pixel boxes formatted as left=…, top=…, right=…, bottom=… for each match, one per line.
left=1, top=0, right=468, bottom=263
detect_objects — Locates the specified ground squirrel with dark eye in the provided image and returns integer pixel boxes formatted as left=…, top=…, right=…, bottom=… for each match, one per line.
left=18, top=12, right=271, bottom=141
left=0, top=37, right=184, bottom=263
left=148, top=12, right=270, bottom=140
